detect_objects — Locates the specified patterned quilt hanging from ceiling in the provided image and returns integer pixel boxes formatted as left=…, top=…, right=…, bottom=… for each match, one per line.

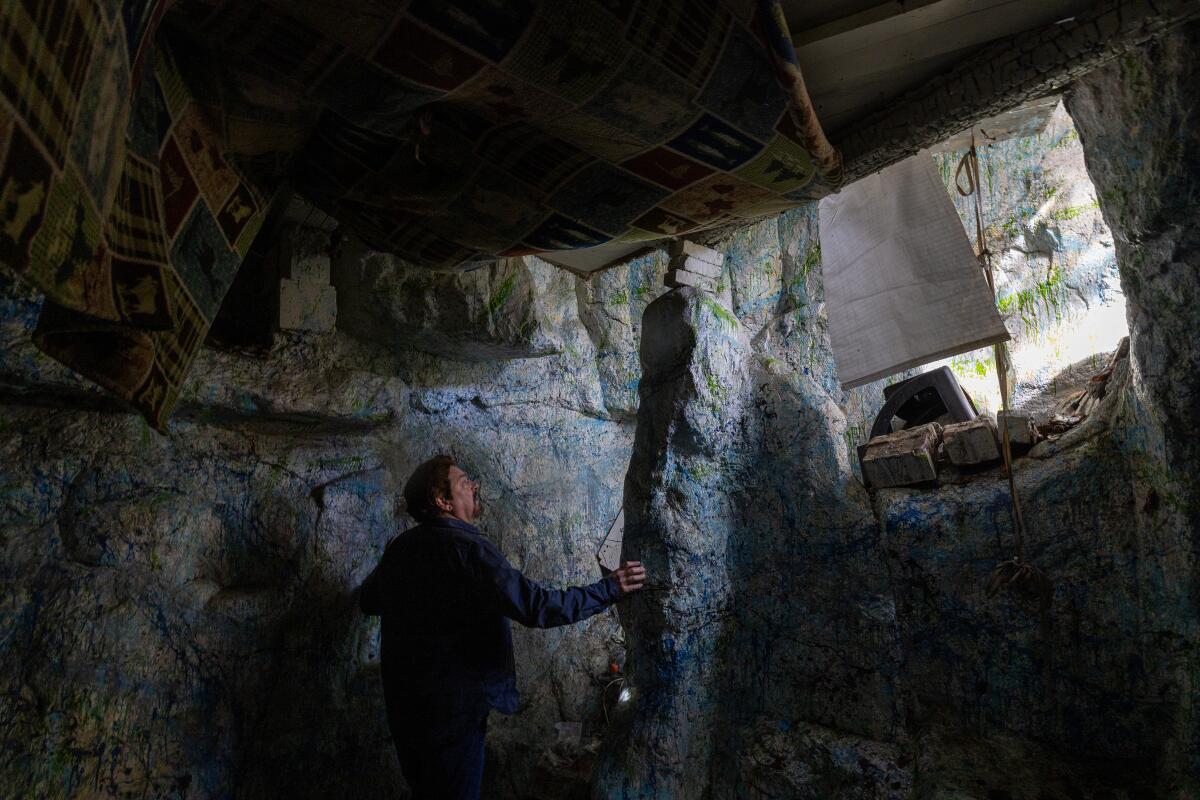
left=0, top=0, right=842, bottom=430
left=0, top=0, right=269, bottom=430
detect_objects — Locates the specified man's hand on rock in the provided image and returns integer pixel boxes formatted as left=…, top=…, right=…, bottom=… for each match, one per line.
left=612, top=561, right=646, bottom=594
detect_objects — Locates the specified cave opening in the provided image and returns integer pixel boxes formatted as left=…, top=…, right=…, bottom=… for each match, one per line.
left=926, top=100, right=1130, bottom=419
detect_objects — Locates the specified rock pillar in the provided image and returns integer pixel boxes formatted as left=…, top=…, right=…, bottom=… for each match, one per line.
left=593, top=287, right=751, bottom=798
left=1066, top=22, right=1200, bottom=789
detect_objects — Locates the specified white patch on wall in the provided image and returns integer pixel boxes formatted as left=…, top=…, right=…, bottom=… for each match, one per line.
left=596, top=510, right=624, bottom=573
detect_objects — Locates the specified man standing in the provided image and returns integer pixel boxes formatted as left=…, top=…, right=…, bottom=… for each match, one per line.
left=359, top=455, right=645, bottom=799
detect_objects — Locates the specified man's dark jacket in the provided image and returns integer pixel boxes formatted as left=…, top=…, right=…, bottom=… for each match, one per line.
left=359, top=516, right=620, bottom=714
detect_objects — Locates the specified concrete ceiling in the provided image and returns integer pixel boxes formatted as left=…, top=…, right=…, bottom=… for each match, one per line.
left=782, top=0, right=1098, bottom=134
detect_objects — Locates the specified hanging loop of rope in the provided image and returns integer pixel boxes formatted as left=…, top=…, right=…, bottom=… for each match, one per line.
left=955, top=135, right=1053, bottom=608
left=954, top=150, right=977, bottom=198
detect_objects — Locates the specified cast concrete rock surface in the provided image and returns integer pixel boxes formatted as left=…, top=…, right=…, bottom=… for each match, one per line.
left=2, top=24, right=1199, bottom=800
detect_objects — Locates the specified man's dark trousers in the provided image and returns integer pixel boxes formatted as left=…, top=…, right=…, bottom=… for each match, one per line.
left=390, top=695, right=487, bottom=800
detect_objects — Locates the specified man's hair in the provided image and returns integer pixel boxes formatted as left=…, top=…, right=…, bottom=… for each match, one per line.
left=403, top=455, right=456, bottom=523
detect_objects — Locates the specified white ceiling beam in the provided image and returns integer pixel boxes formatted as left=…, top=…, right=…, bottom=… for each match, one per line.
left=834, top=0, right=1200, bottom=184
left=797, top=0, right=1092, bottom=85
left=791, top=0, right=948, bottom=46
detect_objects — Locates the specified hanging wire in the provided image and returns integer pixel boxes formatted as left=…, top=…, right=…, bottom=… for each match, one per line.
left=414, top=109, right=434, bottom=164
left=956, top=134, right=1053, bottom=609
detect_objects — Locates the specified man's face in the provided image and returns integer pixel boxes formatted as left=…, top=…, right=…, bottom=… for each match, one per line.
left=440, top=465, right=482, bottom=524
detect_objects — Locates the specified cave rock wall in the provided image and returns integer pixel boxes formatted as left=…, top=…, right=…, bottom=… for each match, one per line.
left=0, top=249, right=654, bottom=799
left=593, top=23, right=1200, bottom=800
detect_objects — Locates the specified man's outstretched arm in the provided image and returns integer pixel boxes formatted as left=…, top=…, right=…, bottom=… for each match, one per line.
left=460, top=538, right=645, bottom=628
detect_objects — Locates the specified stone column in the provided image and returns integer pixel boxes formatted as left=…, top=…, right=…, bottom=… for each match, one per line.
left=593, top=286, right=751, bottom=799
left=1066, top=22, right=1200, bottom=789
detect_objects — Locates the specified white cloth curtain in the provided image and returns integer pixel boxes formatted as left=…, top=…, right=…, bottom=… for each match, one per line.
left=818, top=151, right=1010, bottom=389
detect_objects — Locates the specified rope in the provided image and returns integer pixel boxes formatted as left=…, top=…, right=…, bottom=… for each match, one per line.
left=956, top=136, right=1052, bottom=608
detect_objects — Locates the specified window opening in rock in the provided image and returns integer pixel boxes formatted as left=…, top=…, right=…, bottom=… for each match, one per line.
left=208, top=197, right=339, bottom=351
left=926, top=100, right=1128, bottom=415
left=205, top=236, right=279, bottom=351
